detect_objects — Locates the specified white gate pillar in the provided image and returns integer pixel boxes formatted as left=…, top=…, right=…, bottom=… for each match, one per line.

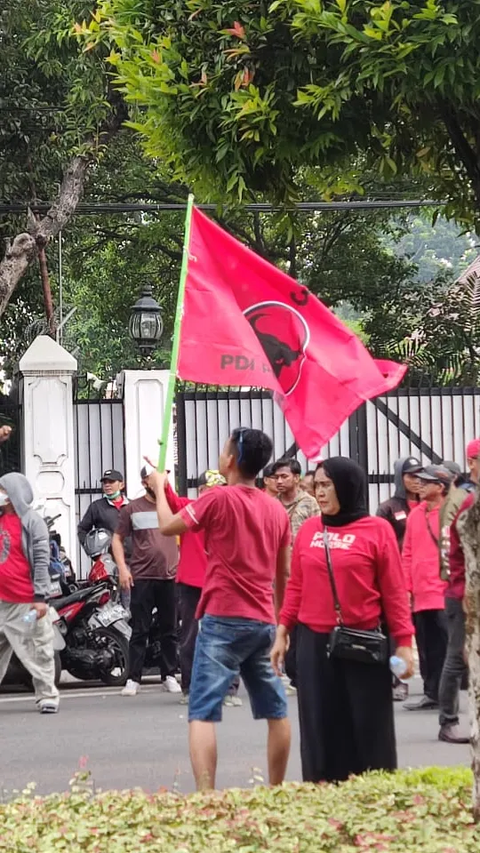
left=118, top=370, right=175, bottom=499
left=19, top=335, right=77, bottom=562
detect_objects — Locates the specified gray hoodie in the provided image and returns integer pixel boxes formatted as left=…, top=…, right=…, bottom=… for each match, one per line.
left=393, top=457, right=410, bottom=499
left=376, top=457, right=420, bottom=549
left=0, top=473, right=50, bottom=601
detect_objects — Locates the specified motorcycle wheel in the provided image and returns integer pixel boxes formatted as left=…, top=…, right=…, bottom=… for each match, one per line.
left=95, top=626, right=130, bottom=687
left=21, top=650, right=62, bottom=690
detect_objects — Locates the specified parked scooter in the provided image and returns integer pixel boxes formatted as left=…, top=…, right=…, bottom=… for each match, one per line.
left=52, top=545, right=131, bottom=686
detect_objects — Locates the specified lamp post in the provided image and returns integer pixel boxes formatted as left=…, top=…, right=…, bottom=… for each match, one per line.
left=128, top=286, right=163, bottom=357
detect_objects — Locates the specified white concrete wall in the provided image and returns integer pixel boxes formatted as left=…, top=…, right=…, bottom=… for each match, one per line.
left=20, top=335, right=77, bottom=561
left=118, top=370, right=175, bottom=499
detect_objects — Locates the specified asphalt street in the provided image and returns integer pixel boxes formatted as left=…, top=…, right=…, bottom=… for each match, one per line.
left=0, top=676, right=470, bottom=797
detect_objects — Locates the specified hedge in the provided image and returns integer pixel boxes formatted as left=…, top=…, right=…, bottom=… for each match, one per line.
left=0, top=767, right=478, bottom=852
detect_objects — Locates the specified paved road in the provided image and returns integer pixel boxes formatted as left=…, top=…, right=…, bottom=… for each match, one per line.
left=0, top=677, right=470, bottom=797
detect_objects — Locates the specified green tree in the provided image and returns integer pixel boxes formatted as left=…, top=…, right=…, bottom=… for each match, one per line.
left=89, top=1, right=480, bottom=226
left=0, top=0, right=126, bottom=318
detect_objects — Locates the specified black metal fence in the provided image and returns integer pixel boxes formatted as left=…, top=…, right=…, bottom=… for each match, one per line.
left=174, top=383, right=480, bottom=511
left=73, top=376, right=125, bottom=575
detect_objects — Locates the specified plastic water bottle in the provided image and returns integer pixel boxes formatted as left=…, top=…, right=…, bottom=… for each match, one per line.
left=22, top=609, right=37, bottom=627
left=390, top=655, right=407, bottom=680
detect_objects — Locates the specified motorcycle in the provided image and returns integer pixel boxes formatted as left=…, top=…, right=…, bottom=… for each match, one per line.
left=52, top=531, right=131, bottom=686
left=52, top=579, right=131, bottom=686
left=83, top=529, right=176, bottom=678
left=45, top=513, right=76, bottom=599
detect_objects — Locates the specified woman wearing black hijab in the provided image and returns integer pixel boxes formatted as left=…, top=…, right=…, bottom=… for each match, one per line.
left=271, top=457, right=414, bottom=783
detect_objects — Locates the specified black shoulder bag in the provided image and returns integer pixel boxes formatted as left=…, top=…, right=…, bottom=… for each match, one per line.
left=323, top=529, right=388, bottom=665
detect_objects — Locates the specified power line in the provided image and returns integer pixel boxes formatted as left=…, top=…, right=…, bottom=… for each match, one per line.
left=0, top=199, right=443, bottom=216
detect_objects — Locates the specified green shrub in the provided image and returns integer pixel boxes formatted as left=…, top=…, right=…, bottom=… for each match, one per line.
left=0, top=767, right=478, bottom=852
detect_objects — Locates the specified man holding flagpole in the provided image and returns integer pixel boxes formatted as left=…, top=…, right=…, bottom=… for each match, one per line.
left=146, top=195, right=406, bottom=790
left=145, top=428, right=291, bottom=791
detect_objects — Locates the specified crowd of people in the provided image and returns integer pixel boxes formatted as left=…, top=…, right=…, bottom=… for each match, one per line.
left=0, top=427, right=476, bottom=788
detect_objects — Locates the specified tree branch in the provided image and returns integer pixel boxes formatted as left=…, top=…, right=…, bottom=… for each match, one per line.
left=0, top=92, right=128, bottom=318
left=440, top=103, right=480, bottom=204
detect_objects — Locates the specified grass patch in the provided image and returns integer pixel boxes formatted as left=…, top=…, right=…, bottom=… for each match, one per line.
left=0, top=767, right=478, bottom=851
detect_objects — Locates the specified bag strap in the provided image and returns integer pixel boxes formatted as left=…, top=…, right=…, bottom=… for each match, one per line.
left=425, top=511, right=439, bottom=548
left=323, top=528, right=344, bottom=627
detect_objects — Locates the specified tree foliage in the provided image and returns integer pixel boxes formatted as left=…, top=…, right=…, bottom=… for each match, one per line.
left=88, top=1, right=480, bottom=225
left=0, top=0, right=126, bottom=317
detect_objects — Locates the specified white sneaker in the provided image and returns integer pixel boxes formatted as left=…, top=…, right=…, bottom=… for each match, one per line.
left=223, top=694, right=243, bottom=707
left=163, top=675, right=182, bottom=694
left=39, top=701, right=59, bottom=714
left=121, top=679, right=140, bottom=696
left=281, top=674, right=297, bottom=696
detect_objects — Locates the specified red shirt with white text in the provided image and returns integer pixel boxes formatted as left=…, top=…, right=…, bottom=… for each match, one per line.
left=180, top=485, right=291, bottom=623
left=0, top=513, right=34, bottom=603
left=280, top=515, right=413, bottom=647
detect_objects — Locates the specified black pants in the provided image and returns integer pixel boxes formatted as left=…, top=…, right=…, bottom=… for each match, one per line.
left=284, top=625, right=297, bottom=687
left=413, top=609, right=448, bottom=702
left=296, top=624, right=396, bottom=783
left=438, top=598, right=467, bottom=726
left=177, top=582, right=202, bottom=693
left=177, top=582, right=239, bottom=696
left=129, top=579, right=177, bottom=683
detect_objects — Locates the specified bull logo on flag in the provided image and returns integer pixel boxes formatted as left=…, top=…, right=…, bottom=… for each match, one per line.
left=244, top=301, right=310, bottom=395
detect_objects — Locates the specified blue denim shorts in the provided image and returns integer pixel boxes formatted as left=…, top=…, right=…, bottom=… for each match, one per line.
left=188, top=615, right=288, bottom=723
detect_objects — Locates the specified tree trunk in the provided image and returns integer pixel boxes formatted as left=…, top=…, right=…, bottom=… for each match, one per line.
left=38, top=246, right=55, bottom=336
left=456, top=492, right=480, bottom=821
left=0, top=89, right=127, bottom=318
left=0, top=154, right=88, bottom=317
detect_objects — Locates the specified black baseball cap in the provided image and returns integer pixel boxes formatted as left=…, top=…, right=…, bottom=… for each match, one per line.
left=101, top=469, right=124, bottom=482
left=402, top=457, right=423, bottom=475
left=416, top=465, right=453, bottom=487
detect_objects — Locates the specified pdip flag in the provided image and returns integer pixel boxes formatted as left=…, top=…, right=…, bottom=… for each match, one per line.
left=178, top=207, right=406, bottom=458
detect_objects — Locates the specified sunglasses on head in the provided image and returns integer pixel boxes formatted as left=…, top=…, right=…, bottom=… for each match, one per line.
left=234, top=428, right=248, bottom=464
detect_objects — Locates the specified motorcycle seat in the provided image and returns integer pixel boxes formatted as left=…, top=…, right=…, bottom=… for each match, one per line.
left=50, top=586, right=97, bottom=610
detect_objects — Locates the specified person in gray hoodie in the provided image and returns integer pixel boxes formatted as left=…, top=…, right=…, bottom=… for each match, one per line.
left=376, top=457, right=423, bottom=549
left=0, top=472, right=59, bottom=713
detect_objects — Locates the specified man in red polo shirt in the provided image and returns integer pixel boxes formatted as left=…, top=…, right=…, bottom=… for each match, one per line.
left=146, top=428, right=291, bottom=790
left=165, top=470, right=241, bottom=707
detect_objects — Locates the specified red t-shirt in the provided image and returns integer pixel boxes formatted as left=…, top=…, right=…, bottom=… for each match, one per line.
left=180, top=485, right=291, bottom=623
left=448, top=493, right=474, bottom=601
left=165, top=483, right=206, bottom=589
left=280, top=515, right=413, bottom=647
left=0, top=513, right=35, bottom=603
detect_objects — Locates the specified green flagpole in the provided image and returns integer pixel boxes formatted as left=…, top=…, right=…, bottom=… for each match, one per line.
left=157, top=193, right=194, bottom=472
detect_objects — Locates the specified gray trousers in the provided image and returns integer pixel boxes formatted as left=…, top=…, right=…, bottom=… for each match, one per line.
left=438, top=597, right=466, bottom=727
left=0, top=601, right=59, bottom=706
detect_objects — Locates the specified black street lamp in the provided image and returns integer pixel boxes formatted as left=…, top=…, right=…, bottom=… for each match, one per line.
left=128, top=286, right=163, bottom=356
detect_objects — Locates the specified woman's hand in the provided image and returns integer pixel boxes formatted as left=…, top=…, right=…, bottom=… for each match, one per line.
left=271, top=625, right=290, bottom=676
left=395, top=646, right=415, bottom=680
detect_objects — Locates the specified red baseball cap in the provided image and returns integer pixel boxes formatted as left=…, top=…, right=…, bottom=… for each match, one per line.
left=466, top=439, right=480, bottom=460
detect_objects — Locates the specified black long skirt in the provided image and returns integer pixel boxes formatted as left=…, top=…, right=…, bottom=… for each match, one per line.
left=296, top=624, right=397, bottom=783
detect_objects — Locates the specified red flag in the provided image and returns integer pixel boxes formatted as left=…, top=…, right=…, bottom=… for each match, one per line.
left=178, top=207, right=406, bottom=458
